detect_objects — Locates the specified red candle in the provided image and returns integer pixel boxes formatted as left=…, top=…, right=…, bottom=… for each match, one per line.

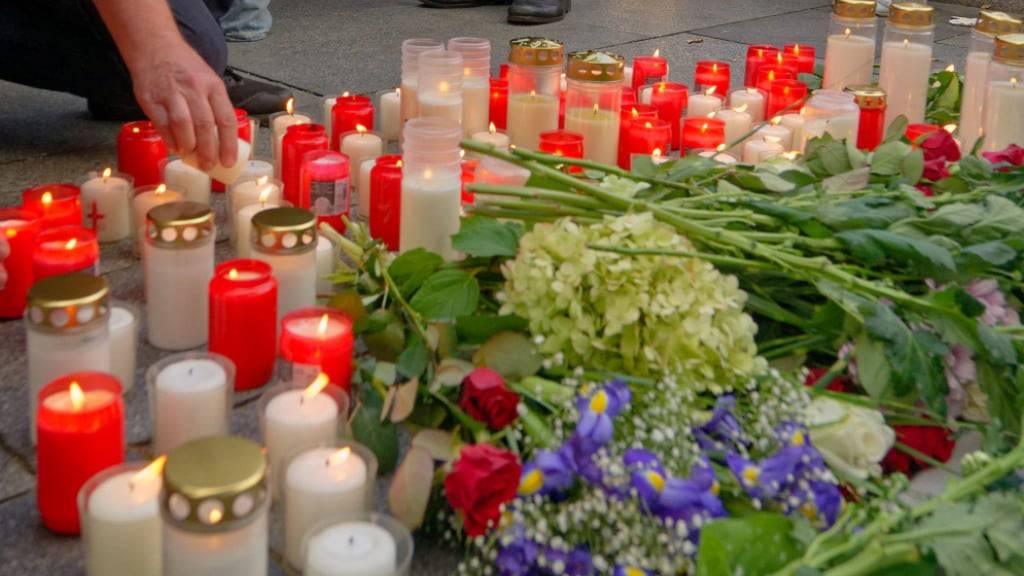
left=280, top=307, right=355, bottom=392
left=621, top=86, right=637, bottom=107
left=499, top=64, right=510, bottom=79
left=331, top=94, right=374, bottom=151
left=117, top=121, right=167, bottom=187
left=618, top=104, right=658, bottom=169
left=300, top=149, right=351, bottom=233
left=0, top=209, right=41, bottom=318
left=37, top=372, right=124, bottom=534
left=461, top=159, right=479, bottom=205
left=558, top=88, right=567, bottom=130
left=744, top=45, right=780, bottom=88
left=905, top=123, right=942, bottom=147
left=22, top=184, right=82, bottom=229
left=632, top=51, right=669, bottom=93
left=369, top=155, right=403, bottom=251
left=490, top=78, right=509, bottom=131
left=281, top=123, right=329, bottom=207
left=539, top=130, right=584, bottom=174
left=212, top=108, right=253, bottom=193
left=627, top=118, right=672, bottom=166
left=755, top=65, right=796, bottom=94
left=766, top=79, right=809, bottom=118
left=849, top=86, right=888, bottom=151
left=694, top=60, right=731, bottom=99
left=681, top=117, right=727, bottom=151
left=784, top=44, right=815, bottom=75
left=209, top=259, right=277, bottom=391
left=775, top=52, right=802, bottom=78
left=649, top=82, right=689, bottom=150
left=32, top=226, right=99, bottom=281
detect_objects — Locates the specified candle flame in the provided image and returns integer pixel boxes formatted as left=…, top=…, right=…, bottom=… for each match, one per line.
left=903, top=38, right=909, bottom=47
left=396, top=87, right=401, bottom=96
left=460, top=149, right=466, bottom=159
left=258, top=187, right=271, bottom=205
left=328, top=447, right=352, bottom=467
left=705, top=86, right=717, bottom=97
left=765, top=135, right=782, bottom=145
left=228, top=268, right=239, bottom=280
left=945, top=64, right=955, bottom=73
left=424, top=167, right=433, bottom=179
left=207, top=508, right=223, bottom=524
left=658, top=82, right=667, bottom=93
left=592, top=103, right=600, bottom=115
left=944, top=124, right=957, bottom=134
left=304, top=372, right=331, bottom=400
left=257, top=175, right=268, bottom=186
left=652, top=148, right=663, bottom=157
left=132, top=456, right=167, bottom=485
left=356, top=124, right=368, bottom=134
left=701, top=122, right=709, bottom=133
left=285, top=97, right=295, bottom=115
left=793, top=44, right=801, bottom=55
left=530, top=90, right=536, bottom=98
left=782, top=151, right=799, bottom=160
left=768, top=70, right=776, bottom=82
left=64, top=238, right=77, bottom=250
left=844, top=27, right=851, bottom=37
left=439, top=81, right=450, bottom=93
left=716, top=144, right=727, bottom=152
left=800, top=106, right=807, bottom=116
left=397, top=160, right=403, bottom=168
left=465, top=67, right=472, bottom=77
left=489, top=122, right=497, bottom=135
left=746, top=88, right=758, bottom=96
left=707, top=111, right=717, bottom=119
left=69, top=381, right=85, bottom=411
left=771, top=116, right=782, bottom=126
left=317, top=313, right=330, bottom=337
left=776, top=53, right=783, bottom=65
left=342, top=91, right=351, bottom=98
left=712, top=63, right=719, bottom=73
left=132, top=127, right=141, bottom=134
left=102, top=167, right=112, bottom=180
left=156, top=184, right=167, bottom=195
left=1012, top=78, right=1019, bottom=88
left=631, top=107, right=640, bottom=119
left=734, top=104, right=749, bottom=113
left=5, top=229, right=14, bottom=239
left=653, top=48, right=661, bottom=58
left=644, top=121, right=653, bottom=129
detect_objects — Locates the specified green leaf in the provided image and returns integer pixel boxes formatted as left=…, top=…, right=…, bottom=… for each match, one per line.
left=748, top=201, right=832, bottom=238
left=862, top=302, right=948, bottom=410
left=455, top=314, right=529, bottom=344
left=388, top=248, right=443, bottom=296
left=408, top=269, right=480, bottom=322
left=932, top=175, right=970, bottom=194
left=960, top=155, right=993, bottom=181
left=915, top=494, right=1024, bottom=576
left=819, top=140, right=853, bottom=175
left=884, top=115, right=910, bottom=145
left=472, top=331, right=543, bottom=380
left=732, top=171, right=797, bottom=193
left=871, top=141, right=911, bottom=176
left=451, top=216, right=523, bottom=258
left=890, top=203, right=986, bottom=238
left=978, top=360, right=1022, bottom=433
left=836, top=229, right=957, bottom=279
left=855, top=333, right=892, bottom=398
left=351, top=387, right=400, bottom=474
left=630, top=154, right=658, bottom=177
left=964, top=196, right=1024, bottom=244
left=900, top=148, right=925, bottom=183
left=397, top=332, right=429, bottom=379
left=696, top=513, right=803, bottom=576
left=816, top=197, right=915, bottom=231
left=958, top=241, right=1018, bottom=273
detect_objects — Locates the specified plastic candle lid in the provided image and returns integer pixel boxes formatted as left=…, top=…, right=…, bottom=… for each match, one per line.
left=251, top=207, right=318, bottom=255
left=27, top=273, right=109, bottom=332
left=994, top=34, right=1024, bottom=66
left=833, top=0, right=876, bottom=19
left=976, top=11, right=1023, bottom=37
left=888, top=3, right=934, bottom=28
left=844, top=85, right=887, bottom=109
left=567, top=50, right=626, bottom=82
left=509, top=37, right=564, bottom=66
left=146, top=201, right=214, bottom=249
left=162, top=436, right=267, bottom=533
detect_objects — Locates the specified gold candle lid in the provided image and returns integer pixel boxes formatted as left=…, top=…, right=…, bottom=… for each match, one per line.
left=994, top=33, right=1024, bottom=65
left=567, top=50, right=626, bottom=82
left=509, top=37, right=564, bottom=67
left=146, top=201, right=214, bottom=249
left=27, top=273, right=109, bottom=331
left=845, top=84, right=887, bottom=109
left=162, top=436, right=267, bottom=533
left=250, top=206, right=317, bottom=255
left=888, top=2, right=934, bottom=28
left=976, top=11, right=1023, bottom=37
left=834, top=0, right=876, bottom=20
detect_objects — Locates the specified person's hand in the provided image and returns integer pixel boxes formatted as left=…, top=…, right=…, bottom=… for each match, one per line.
left=0, top=234, right=9, bottom=291
left=129, top=39, right=237, bottom=171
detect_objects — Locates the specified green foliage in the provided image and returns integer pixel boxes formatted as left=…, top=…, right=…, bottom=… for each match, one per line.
left=696, top=513, right=803, bottom=576
left=916, top=494, right=1024, bottom=576
left=408, top=269, right=480, bottom=322
left=451, top=216, right=523, bottom=258
left=351, top=386, right=400, bottom=474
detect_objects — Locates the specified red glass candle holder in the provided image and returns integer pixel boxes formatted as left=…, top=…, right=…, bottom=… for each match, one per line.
left=300, top=149, right=351, bottom=233
left=766, top=79, right=809, bottom=118
left=695, top=61, right=731, bottom=99
left=461, top=159, right=479, bottom=205
left=117, top=121, right=167, bottom=187
left=280, top=307, right=355, bottom=392
left=621, top=86, right=638, bottom=107
left=627, top=118, right=672, bottom=165
left=784, top=44, right=815, bottom=75
left=776, top=52, right=802, bottom=78
left=857, top=106, right=886, bottom=151
left=632, top=53, right=669, bottom=93
left=499, top=63, right=510, bottom=79
left=281, top=123, right=329, bottom=207
left=618, top=104, right=659, bottom=169
left=649, top=82, right=689, bottom=150
left=745, top=45, right=780, bottom=88
left=0, top=209, right=41, bottom=318
left=905, top=123, right=942, bottom=147
left=682, top=117, right=727, bottom=151
left=490, top=78, right=509, bottom=131
left=331, top=95, right=374, bottom=151
left=539, top=130, right=584, bottom=173
left=37, top=372, right=124, bottom=534
left=209, top=259, right=277, bottom=391
left=369, top=155, right=403, bottom=251
left=22, top=184, right=82, bottom=229
left=755, top=65, right=796, bottom=94
left=32, top=225, right=99, bottom=281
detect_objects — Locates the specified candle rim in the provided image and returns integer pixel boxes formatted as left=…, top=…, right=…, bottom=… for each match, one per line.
left=215, top=259, right=274, bottom=284
left=23, top=183, right=80, bottom=204
left=38, top=371, right=122, bottom=417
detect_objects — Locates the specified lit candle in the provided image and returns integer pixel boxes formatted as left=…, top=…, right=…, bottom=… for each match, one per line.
left=369, top=155, right=403, bottom=251
left=301, top=149, right=352, bottom=233
left=209, top=260, right=278, bottom=391
left=400, top=118, right=461, bottom=259
left=743, top=136, right=786, bottom=163
left=784, top=44, right=816, bottom=75
left=461, top=156, right=478, bottom=204
left=694, top=60, right=731, bottom=98
left=147, top=352, right=233, bottom=456
left=618, top=104, right=658, bottom=169
left=117, top=121, right=167, bottom=187
left=79, top=457, right=165, bottom=576
left=251, top=207, right=318, bottom=328
left=489, top=77, right=509, bottom=131
left=879, top=4, right=936, bottom=126
left=755, top=64, right=795, bottom=94
left=766, top=78, right=809, bottom=118
left=632, top=49, right=669, bottom=92
left=234, top=186, right=281, bottom=258
left=108, top=304, right=138, bottom=393
left=280, top=308, right=355, bottom=392
left=450, top=37, right=492, bottom=136
left=470, top=122, right=511, bottom=157
left=626, top=119, right=672, bottom=168
left=698, top=145, right=739, bottom=164
left=22, top=183, right=82, bottom=229
left=237, top=159, right=275, bottom=184
left=26, top=274, right=112, bottom=442
left=317, top=236, right=335, bottom=296
left=79, top=168, right=133, bottom=242
left=539, top=129, right=585, bottom=165
left=282, top=123, right=329, bottom=207
left=401, top=38, right=446, bottom=125
left=824, top=28, right=877, bottom=91
left=259, top=374, right=347, bottom=498
left=143, top=202, right=215, bottom=350
left=228, top=176, right=283, bottom=249
left=305, top=517, right=408, bottom=576
left=474, top=156, right=532, bottom=189
left=271, top=97, right=313, bottom=162
left=648, top=82, right=688, bottom=150
left=331, top=94, right=375, bottom=151
left=744, top=45, right=780, bottom=88
left=847, top=86, right=887, bottom=150
left=714, top=105, right=753, bottom=157
left=37, top=374, right=124, bottom=534
left=983, top=75, right=1024, bottom=152
left=729, top=88, right=766, bottom=122
left=681, top=117, right=727, bottom=151
left=507, top=90, right=560, bottom=150
left=284, top=444, right=376, bottom=570
left=566, top=103, right=621, bottom=165
left=756, top=120, right=796, bottom=152
left=131, top=184, right=183, bottom=242
left=779, top=111, right=806, bottom=150
left=163, top=157, right=212, bottom=205
left=687, top=86, right=723, bottom=119
left=801, top=90, right=859, bottom=150
left=340, top=125, right=384, bottom=218
left=0, top=210, right=40, bottom=318
left=379, top=88, right=402, bottom=142
left=32, top=225, right=99, bottom=280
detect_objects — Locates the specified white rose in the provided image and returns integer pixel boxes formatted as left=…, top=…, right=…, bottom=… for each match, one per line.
left=806, top=397, right=895, bottom=480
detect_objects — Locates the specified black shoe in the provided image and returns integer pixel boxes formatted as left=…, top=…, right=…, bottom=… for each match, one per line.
left=420, top=0, right=510, bottom=7
left=87, top=97, right=146, bottom=121
left=508, top=0, right=569, bottom=24
left=223, top=68, right=293, bottom=118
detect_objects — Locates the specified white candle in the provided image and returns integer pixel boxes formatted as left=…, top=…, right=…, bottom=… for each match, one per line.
left=251, top=210, right=318, bottom=327
left=688, top=89, right=723, bottom=119
left=182, top=139, right=251, bottom=186
left=132, top=185, right=183, bottom=241
left=565, top=105, right=620, bottom=165
left=317, top=236, right=335, bottom=295
left=469, top=122, right=511, bottom=157
left=380, top=89, right=401, bottom=142
left=400, top=81, right=419, bottom=125
left=163, top=510, right=267, bottom=576
left=229, top=177, right=283, bottom=247
left=960, top=51, right=991, bottom=153
left=474, top=156, right=532, bottom=190
left=305, top=522, right=398, bottom=576
left=108, top=305, right=137, bottom=392
left=729, top=88, right=765, bottom=122
left=150, top=356, right=230, bottom=455
left=983, top=78, right=1024, bottom=151
left=144, top=219, right=215, bottom=351
left=743, top=137, right=785, bottom=163
left=238, top=159, right=275, bottom=184
left=779, top=113, right=806, bottom=150
left=80, top=169, right=132, bottom=242
left=801, top=114, right=858, bottom=150
left=507, top=91, right=559, bottom=150
left=462, top=76, right=490, bottom=137
left=417, top=92, right=462, bottom=124
left=879, top=39, right=933, bottom=125
left=82, top=460, right=163, bottom=576
left=235, top=200, right=280, bottom=258
left=400, top=171, right=460, bottom=260
left=284, top=446, right=371, bottom=569
left=340, top=127, right=384, bottom=219
left=756, top=123, right=795, bottom=152
left=698, top=148, right=739, bottom=164
left=256, top=246, right=317, bottom=325
left=357, top=158, right=376, bottom=221
left=262, top=380, right=340, bottom=498
left=273, top=103, right=313, bottom=161
left=623, top=65, right=634, bottom=88
left=323, top=95, right=338, bottom=138
left=163, top=158, right=212, bottom=205
left=715, top=107, right=753, bottom=156
left=823, top=32, right=877, bottom=91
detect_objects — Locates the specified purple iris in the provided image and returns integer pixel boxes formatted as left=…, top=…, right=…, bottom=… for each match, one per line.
left=519, top=445, right=576, bottom=497
left=626, top=449, right=725, bottom=524
left=542, top=546, right=593, bottom=576
left=805, top=480, right=842, bottom=527
left=573, top=380, right=631, bottom=454
left=693, top=395, right=746, bottom=452
left=496, top=534, right=539, bottom=576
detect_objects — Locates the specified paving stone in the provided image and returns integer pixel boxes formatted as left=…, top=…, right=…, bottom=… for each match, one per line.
left=0, top=447, right=34, bottom=500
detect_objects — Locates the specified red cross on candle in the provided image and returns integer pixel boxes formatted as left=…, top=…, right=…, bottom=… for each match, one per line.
left=87, top=202, right=105, bottom=231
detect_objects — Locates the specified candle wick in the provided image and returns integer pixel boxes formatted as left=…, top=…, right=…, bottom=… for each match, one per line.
left=188, top=368, right=193, bottom=377
left=349, top=536, right=355, bottom=547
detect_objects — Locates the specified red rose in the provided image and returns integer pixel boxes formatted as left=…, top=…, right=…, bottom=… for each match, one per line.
left=882, top=424, right=955, bottom=475
left=982, top=144, right=1024, bottom=169
left=804, top=367, right=849, bottom=392
left=920, top=130, right=961, bottom=163
left=444, top=444, right=521, bottom=536
left=459, top=368, right=520, bottom=430
left=922, top=158, right=950, bottom=182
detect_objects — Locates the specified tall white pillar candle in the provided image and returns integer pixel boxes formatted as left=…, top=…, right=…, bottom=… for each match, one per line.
left=507, top=92, right=559, bottom=150
left=960, top=51, right=991, bottom=153
left=108, top=304, right=137, bottom=393
left=823, top=32, right=877, bottom=91
left=340, top=128, right=384, bottom=218
left=983, top=77, right=1024, bottom=151
left=305, top=522, right=398, bottom=576
left=272, top=100, right=313, bottom=161
left=565, top=106, right=620, bottom=165
left=729, top=89, right=765, bottom=122
left=779, top=113, right=806, bottom=150
left=879, top=39, right=933, bottom=126
left=400, top=171, right=460, bottom=259
left=323, top=95, right=338, bottom=139
left=163, top=158, right=212, bottom=206
left=79, top=169, right=132, bottom=242
left=380, top=89, right=401, bottom=142
left=148, top=353, right=232, bottom=455
left=715, top=107, right=753, bottom=156
left=235, top=200, right=280, bottom=258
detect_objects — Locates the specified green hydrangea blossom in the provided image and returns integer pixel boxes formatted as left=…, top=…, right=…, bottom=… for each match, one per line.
left=500, top=212, right=765, bottom=392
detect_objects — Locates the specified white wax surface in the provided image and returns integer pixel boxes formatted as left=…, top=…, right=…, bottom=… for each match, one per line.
left=182, top=139, right=251, bottom=186
left=728, top=89, right=765, bottom=122
left=144, top=239, right=214, bottom=351
left=229, top=180, right=282, bottom=247
left=743, top=139, right=784, bottom=163
left=316, top=236, right=335, bottom=295
left=756, top=124, right=795, bottom=152
left=400, top=173, right=461, bottom=260
left=688, top=94, right=723, bottom=119
left=236, top=202, right=280, bottom=258
left=163, top=505, right=268, bottom=576
left=108, top=306, right=137, bottom=392
left=565, top=108, right=620, bottom=165
left=81, top=175, right=132, bottom=242
left=163, top=159, right=212, bottom=205
left=417, top=94, right=463, bottom=124
left=507, top=92, right=559, bottom=150
left=462, top=77, right=490, bottom=137
left=715, top=108, right=753, bottom=156
left=960, top=51, right=991, bottom=153
left=698, top=149, right=739, bottom=164
left=983, top=79, right=1024, bottom=152
left=84, top=470, right=162, bottom=576
left=823, top=33, right=876, bottom=91
left=152, top=358, right=228, bottom=455
left=284, top=447, right=370, bottom=568
left=879, top=40, right=933, bottom=126
left=323, top=96, right=338, bottom=139
left=379, top=91, right=401, bottom=142
left=28, top=326, right=111, bottom=442
left=238, top=160, right=276, bottom=185
left=305, top=522, right=398, bottom=576
left=264, top=389, right=338, bottom=497
left=469, top=130, right=510, bottom=156
left=254, top=249, right=317, bottom=329
left=286, top=315, right=348, bottom=339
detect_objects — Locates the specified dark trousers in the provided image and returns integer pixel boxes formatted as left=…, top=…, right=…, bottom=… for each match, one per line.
left=0, top=0, right=232, bottom=108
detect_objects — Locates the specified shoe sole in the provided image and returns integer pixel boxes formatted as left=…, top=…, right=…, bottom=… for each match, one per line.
left=507, top=12, right=565, bottom=24
left=420, top=0, right=507, bottom=7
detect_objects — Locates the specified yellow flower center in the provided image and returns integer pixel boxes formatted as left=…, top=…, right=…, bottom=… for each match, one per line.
left=742, top=466, right=761, bottom=486
left=519, top=469, right=544, bottom=495
left=711, top=480, right=721, bottom=496
left=624, top=568, right=646, bottom=576
left=801, top=502, right=818, bottom=521
left=645, top=470, right=666, bottom=493
left=589, top=390, right=609, bottom=414
left=791, top=430, right=805, bottom=446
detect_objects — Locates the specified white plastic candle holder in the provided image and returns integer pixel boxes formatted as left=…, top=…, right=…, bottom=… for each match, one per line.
left=302, top=511, right=414, bottom=576
left=146, top=351, right=235, bottom=456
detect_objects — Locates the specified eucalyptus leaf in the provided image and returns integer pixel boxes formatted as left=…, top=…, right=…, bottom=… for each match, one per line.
left=397, top=332, right=429, bottom=378
left=473, top=331, right=543, bottom=380
left=883, top=115, right=910, bottom=144
left=388, top=447, right=434, bottom=530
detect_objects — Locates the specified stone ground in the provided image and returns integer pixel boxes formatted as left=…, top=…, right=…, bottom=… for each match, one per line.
left=0, top=0, right=983, bottom=573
